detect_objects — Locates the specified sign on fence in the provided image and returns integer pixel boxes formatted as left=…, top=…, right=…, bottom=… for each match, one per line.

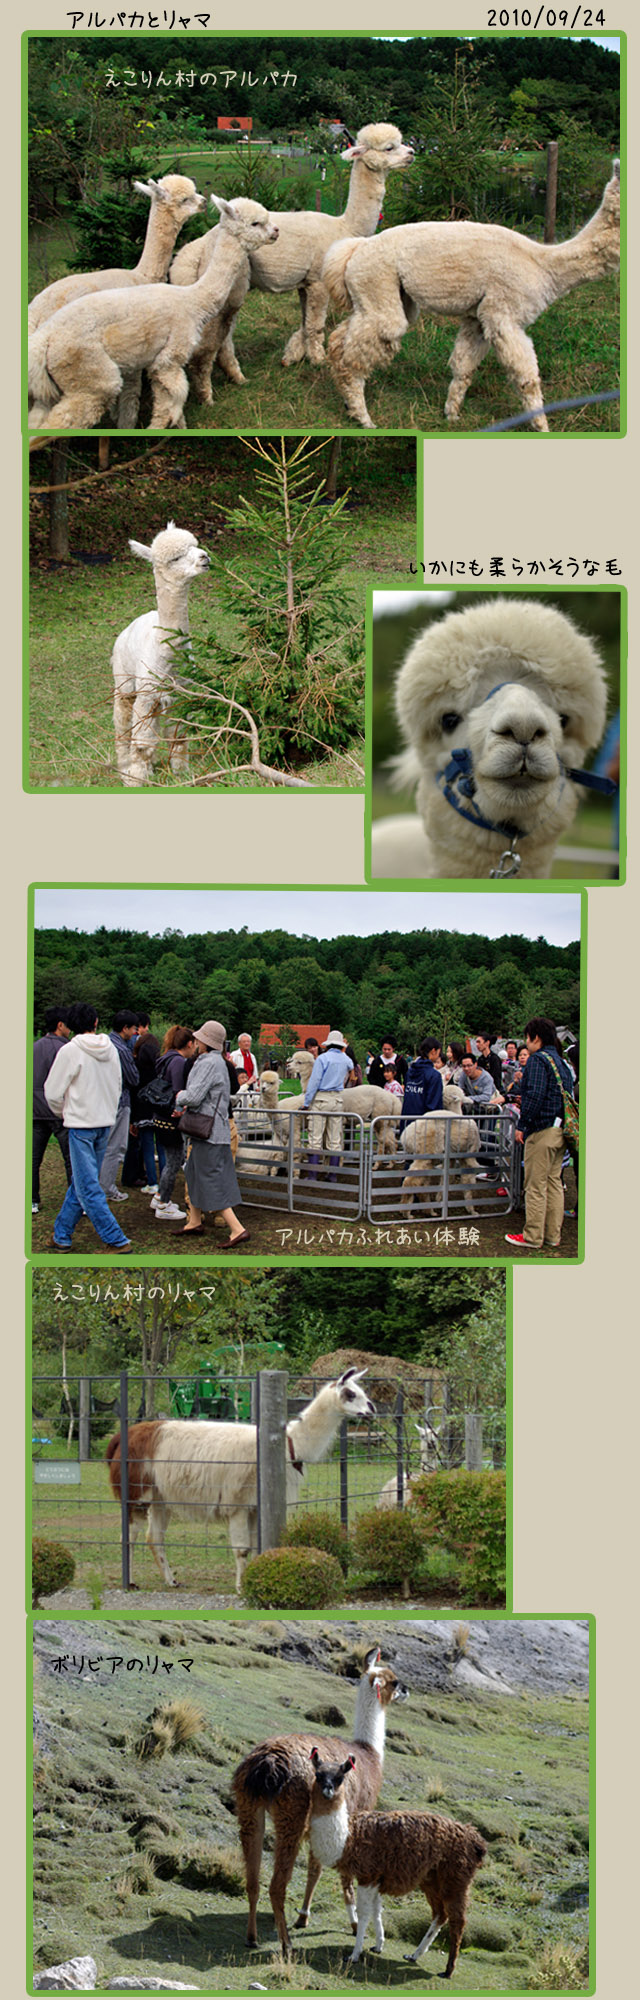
left=34, top=1462, right=81, bottom=1485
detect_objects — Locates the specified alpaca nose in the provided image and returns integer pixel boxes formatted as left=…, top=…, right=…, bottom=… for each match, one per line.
left=491, top=694, right=552, bottom=749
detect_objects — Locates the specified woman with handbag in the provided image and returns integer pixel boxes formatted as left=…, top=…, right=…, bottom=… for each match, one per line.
left=174, top=1019, right=249, bottom=1247
left=150, top=1026, right=197, bottom=1222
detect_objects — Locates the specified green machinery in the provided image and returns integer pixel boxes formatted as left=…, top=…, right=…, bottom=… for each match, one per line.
left=169, top=1343, right=285, bottom=1423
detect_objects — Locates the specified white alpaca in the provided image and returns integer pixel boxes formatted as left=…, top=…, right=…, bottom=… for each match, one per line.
left=235, top=1069, right=297, bottom=1178
left=371, top=597, right=610, bottom=880
left=324, top=160, right=620, bottom=428
left=111, top=522, right=210, bottom=787
left=28, top=176, right=206, bottom=332
left=340, top=1083, right=402, bottom=1156
left=28, top=196, right=279, bottom=431
left=288, top=1049, right=316, bottom=1089
left=401, top=1085, right=481, bottom=1215
left=377, top=1419, right=441, bottom=1510
left=106, top=1366, right=375, bottom=1592
left=169, top=123, right=414, bottom=395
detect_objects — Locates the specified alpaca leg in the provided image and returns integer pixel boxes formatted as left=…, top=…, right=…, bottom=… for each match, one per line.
left=33, top=346, right=123, bottom=431
left=282, top=287, right=308, bottom=368
left=165, top=711, right=190, bottom=781
left=116, top=369, right=143, bottom=428
left=478, top=305, right=548, bottom=432
left=441, top=1897, right=468, bottom=1979
left=349, top=1885, right=376, bottom=1964
left=145, top=1502, right=176, bottom=1586
left=445, top=317, right=490, bottom=421
left=34, top=385, right=118, bottom=430
left=301, top=279, right=330, bottom=365
left=328, top=294, right=407, bottom=429
left=269, top=1829, right=303, bottom=1955
left=407, top=1913, right=443, bottom=1964
left=293, top=1852, right=322, bottom=1929
left=113, top=689, right=135, bottom=783
left=148, top=360, right=189, bottom=429
left=236, top=1797, right=266, bottom=1948
left=127, top=688, right=162, bottom=786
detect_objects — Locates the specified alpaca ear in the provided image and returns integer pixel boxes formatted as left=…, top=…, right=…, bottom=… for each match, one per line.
left=341, top=144, right=362, bottom=161
left=613, top=157, right=620, bottom=180
left=210, top=194, right=234, bottom=219
left=128, top=539, right=153, bottom=563
left=133, top=179, right=160, bottom=200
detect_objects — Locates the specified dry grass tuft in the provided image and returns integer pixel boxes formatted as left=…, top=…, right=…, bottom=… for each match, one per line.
left=133, top=1697, right=205, bottom=1761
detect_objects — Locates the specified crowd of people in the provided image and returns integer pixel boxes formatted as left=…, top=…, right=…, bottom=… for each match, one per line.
left=32, top=1006, right=578, bottom=1254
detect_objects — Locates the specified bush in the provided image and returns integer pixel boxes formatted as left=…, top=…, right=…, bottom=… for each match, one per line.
left=32, top=1536, right=75, bottom=1606
left=243, top=1545, right=345, bottom=1609
left=282, top=1509, right=349, bottom=1575
left=352, top=1507, right=426, bottom=1597
left=411, top=1470, right=506, bottom=1604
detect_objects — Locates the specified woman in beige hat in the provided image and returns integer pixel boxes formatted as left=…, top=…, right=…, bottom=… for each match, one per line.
left=174, top=1020, right=249, bottom=1248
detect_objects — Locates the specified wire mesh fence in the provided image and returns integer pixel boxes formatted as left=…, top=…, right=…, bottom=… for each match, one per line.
left=31, top=1369, right=506, bottom=1596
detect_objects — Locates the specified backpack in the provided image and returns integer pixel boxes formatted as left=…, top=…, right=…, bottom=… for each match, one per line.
left=136, top=1056, right=176, bottom=1128
left=542, top=1053, right=580, bottom=1152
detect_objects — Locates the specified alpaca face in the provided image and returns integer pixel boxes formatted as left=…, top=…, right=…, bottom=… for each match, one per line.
left=211, top=194, right=280, bottom=250
left=343, top=124, right=415, bottom=174
left=146, top=524, right=211, bottom=582
left=139, top=175, right=207, bottom=222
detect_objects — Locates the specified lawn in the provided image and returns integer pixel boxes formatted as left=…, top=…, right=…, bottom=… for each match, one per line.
left=33, top=1618, right=590, bottom=1992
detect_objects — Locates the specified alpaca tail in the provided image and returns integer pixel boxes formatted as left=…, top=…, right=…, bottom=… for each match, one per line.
left=28, top=329, right=59, bottom=412
left=323, top=238, right=363, bottom=311
left=233, top=1744, right=295, bottom=1802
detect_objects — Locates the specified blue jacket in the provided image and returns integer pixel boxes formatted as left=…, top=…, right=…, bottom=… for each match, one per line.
left=401, top=1056, right=443, bottom=1124
left=304, top=1049, right=353, bottom=1105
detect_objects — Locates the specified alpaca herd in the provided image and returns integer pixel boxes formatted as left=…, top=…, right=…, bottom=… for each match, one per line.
left=27, top=143, right=619, bottom=430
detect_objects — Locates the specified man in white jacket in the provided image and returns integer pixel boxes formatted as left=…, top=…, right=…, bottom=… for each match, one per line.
left=42, top=1003, right=132, bottom=1252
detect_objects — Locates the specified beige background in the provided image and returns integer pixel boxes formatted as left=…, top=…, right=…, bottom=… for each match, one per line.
left=12, top=4, right=638, bottom=1995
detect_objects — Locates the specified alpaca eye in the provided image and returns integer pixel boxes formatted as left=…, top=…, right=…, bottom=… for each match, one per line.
left=560, top=714, right=570, bottom=729
left=441, top=712, right=462, bottom=734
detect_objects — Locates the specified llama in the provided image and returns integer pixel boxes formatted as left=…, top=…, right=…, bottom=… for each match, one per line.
left=111, top=523, right=210, bottom=788
left=371, top=597, right=611, bottom=880
left=28, top=176, right=207, bottom=332
left=168, top=124, right=414, bottom=395
left=324, top=160, right=620, bottom=429
left=232, top=1644, right=409, bottom=1954
left=106, top=1366, right=375, bottom=1593
left=377, top=1419, right=441, bottom=1510
left=28, top=196, right=279, bottom=431
left=400, top=1086, right=481, bottom=1215
left=309, top=1750, right=486, bottom=1976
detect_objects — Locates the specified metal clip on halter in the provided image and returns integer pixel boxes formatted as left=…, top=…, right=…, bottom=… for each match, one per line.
left=490, top=844, right=523, bottom=880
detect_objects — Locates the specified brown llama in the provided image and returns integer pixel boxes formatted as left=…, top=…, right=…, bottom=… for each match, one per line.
left=232, top=1645, right=409, bottom=1954
left=309, top=1749, right=487, bottom=1976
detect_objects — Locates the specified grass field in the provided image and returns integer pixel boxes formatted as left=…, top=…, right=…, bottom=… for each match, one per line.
left=33, top=1618, right=590, bottom=1991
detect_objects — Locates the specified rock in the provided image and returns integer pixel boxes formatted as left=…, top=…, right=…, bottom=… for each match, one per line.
left=33, top=1959, right=97, bottom=1992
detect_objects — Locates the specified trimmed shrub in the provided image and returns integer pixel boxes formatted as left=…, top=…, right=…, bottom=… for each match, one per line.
left=282, top=1508, right=349, bottom=1575
left=411, top=1470, right=506, bottom=1604
left=243, top=1545, right=345, bottom=1610
left=32, top=1536, right=75, bottom=1606
left=352, top=1507, right=426, bottom=1597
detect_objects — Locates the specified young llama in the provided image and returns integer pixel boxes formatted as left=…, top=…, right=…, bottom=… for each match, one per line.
left=106, top=1366, right=375, bottom=1593
left=232, top=1644, right=409, bottom=1955
left=28, top=175, right=206, bottom=332
left=111, top=522, right=210, bottom=787
left=309, top=1749, right=487, bottom=1976
left=324, top=160, right=620, bottom=428
left=168, top=123, right=414, bottom=397
left=28, top=196, right=279, bottom=431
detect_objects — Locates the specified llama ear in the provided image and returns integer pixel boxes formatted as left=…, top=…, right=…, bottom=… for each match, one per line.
left=210, top=193, right=234, bottom=219
left=310, top=1748, right=320, bottom=1766
left=364, top=1645, right=382, bottom=1672
left=128, top=539, right=154, bottom=563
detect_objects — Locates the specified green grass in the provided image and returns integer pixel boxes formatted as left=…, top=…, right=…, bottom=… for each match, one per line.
left=32, top=1619, right=590, bottom=1991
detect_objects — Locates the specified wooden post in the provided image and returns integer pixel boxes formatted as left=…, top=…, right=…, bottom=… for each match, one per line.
left=78, top=1377, right=90, bottom=1463
left=119, top=1370, right=130, bottom=1590
left=395, top=1385, right=405, bottom=1506
left=544, top=140, right=559, bottom=243
left=49, top=440, right=69, bottom=561
left=340, top=1421, right=348, bottom=1531
left=465, top=1412, right=483, bottom=1471
left=257, top=1370, right=288, bottom=1553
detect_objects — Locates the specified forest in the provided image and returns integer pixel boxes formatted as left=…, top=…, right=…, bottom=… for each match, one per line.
left=33, top=918, right=581, bottom=1053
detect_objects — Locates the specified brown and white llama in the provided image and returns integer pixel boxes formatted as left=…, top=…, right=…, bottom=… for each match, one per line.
left=106, top=1366, right=374, bottom=1593
left=309, top=1749, right=487, bottom=1976
left=232, top=1644, right=409, bottom=1955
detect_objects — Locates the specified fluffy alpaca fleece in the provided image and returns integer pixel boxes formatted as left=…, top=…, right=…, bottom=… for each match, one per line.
left=289, top=1049, right=317, bottom=1088
left=234, top=1069, right=301, bottom=1179
left=377, top=1419, right=440, bottom=1509
left=106, top=1367, right=375, bottom=1593
left=28, top=176, right=206, bottom=333
left=232, top=1646, right=409, bottom=1954
left=169, top=123, right=414, bottom=391
left=324, top=161, right=620, bottom=428
left=400, top=1083, right=481, bottom=1214
left=340, top=1082, right=402, bottom=1155
left=111, top=522, right=210, bottom=787
left=28, top=196, right=279, bottom=430
left=309, top=1752, right=487, bottom=1977
left=372, top=597, right=609, bottom=879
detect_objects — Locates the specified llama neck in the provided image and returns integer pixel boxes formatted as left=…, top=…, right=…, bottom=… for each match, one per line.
left=545, top=208, right=618, bottom=299
left=343, top=158, right=388, bottom=233
left=134, top=201, right=185, bottom=283
left=288, top=1386, right=341, bottom=1466
left=353, top=1683, right=387, bottom=1761
left=153, top=573, right=193, bottom=641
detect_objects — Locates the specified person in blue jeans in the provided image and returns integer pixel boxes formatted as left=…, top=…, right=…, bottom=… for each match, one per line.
left=43, top=1002, right=133, bottom=1252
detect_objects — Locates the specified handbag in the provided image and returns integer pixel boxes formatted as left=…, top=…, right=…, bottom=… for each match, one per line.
left=178, top=1107, right=215, bottom=1140
left=136, top=1061, right=179, bottom=1135
left=542, top=1053, right=580, bottom=1152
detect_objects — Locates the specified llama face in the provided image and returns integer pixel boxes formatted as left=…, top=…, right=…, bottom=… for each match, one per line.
left=335, top=1367, right=376, bottom=1422
left=343, top=125, right=415, bottom=173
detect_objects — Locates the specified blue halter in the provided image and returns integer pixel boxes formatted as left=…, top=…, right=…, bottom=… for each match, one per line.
left=437, top=682, right=617, bottom=845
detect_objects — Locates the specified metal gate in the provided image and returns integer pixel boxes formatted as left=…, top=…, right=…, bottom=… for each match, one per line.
left=234, top=1100, right=366, bottom=1220
left=365, top=1110, right=521, bottom=1225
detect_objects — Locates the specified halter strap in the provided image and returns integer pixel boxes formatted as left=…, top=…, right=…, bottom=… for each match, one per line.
left=287, top=1433, right=304, bottom=1475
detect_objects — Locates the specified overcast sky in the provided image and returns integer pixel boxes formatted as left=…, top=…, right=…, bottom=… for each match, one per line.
left=34, top=889, right=581, bottom=948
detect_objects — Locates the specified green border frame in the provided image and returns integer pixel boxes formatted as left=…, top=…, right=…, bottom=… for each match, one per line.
left=27, top=1608, right=595, bottom=1997
left=22, top=431, right=417, bottom=798
left=364, top=580, right=627, bottom=889
left=23, top=30, right=626, bottom=442
left=25, top=879, right=587, bottom=1267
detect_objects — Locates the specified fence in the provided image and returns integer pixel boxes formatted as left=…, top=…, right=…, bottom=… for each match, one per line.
left=31, top=1369, right=506, bottom=1596
left=233, top=1100, right=522, bottom=1223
